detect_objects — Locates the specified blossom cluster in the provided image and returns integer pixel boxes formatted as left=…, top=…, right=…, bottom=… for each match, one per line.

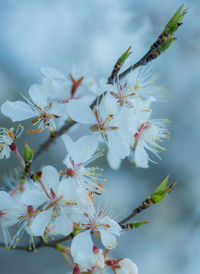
left=0, top=59, right=169, bottom=274
left=1, top=65, right=169, bottom=169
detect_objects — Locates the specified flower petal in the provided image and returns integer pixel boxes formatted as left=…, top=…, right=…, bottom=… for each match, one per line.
left=40, top=67, right=66, bottom=80
left=29, top=84, right=48, bottom=107
left=0, top=191, right=14, bottom=209
left=21, top=190, right=47, bottom=207
left=31, top=209, right=52, bottom=236
left=99, top=229, right=118, bottom=249
left=54, top=213, right=73, bottom=236
left=41, top=165, right=60, bottom=193
left=1, top=100, right=36, bottom=122
left=67, top=97, right=95, bottom=124
left=134, top=140, right=149, bottom=168
left=62, top=134, right=98, bottom=164
left=116, top=258, right=138, bottom=274
left=71, top=230, right=95, bottom=270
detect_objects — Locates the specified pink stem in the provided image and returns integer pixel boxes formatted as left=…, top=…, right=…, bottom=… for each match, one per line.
left=38, top=178, right=52, bottom=200
left=9, top=143, right=25, bottom=169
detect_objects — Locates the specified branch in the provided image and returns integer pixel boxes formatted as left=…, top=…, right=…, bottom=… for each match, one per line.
left=108, top=5, right=187, bottom=84
left=34, top=120, right=76, bottom=161
left=119, top=198, right=152, bottom=226
left=0, top=233, right=74, bottom=252
left=119, top=177, right=177, bottom=226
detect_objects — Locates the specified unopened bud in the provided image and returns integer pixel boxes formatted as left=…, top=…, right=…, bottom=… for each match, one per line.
left=93, top=245, right=99, bottom=254
left=73, top=265, right=81, bottom=274
left=9, top=142, right=16, bottom=152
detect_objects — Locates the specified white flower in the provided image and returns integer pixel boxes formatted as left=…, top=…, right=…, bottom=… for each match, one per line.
left=67, top=93, right=133, bottom=166
left=74, top=245, right=105, bottom=273
left=0, top=191, right=20, bottom=246
left=110, top=81, right=136, bottom=108
left=127, top=65, right=165, bottom=102
left=1, top=84, right=67, bottom=132
left=131, top=119, right=169, bottom=168
left=0, top=126, right=23, bottom=159
left=11, top=204, right=38, bottom=250
left=71, top=208, right=121, bottom=267
left=24, top=165, right=77, bottom=237
left=62, top=134, right=105, bottom=193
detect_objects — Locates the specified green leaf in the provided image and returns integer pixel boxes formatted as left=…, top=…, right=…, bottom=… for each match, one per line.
left=151, top=177, right=177, bottom=204
left=117, top=46, right=132, bottom=67
left=160, top=38, right=176, bottom=53
left=131, top=220, right=149, bottom=229
left=165, top=4, right=188, bottom=35
left=121, top=220, right=149, bottom=230
left=154, top=175, right=169, bottom=192
left=23, top=142, right=34, bottom=162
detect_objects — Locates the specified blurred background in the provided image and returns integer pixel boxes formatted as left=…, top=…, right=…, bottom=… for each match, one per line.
left=0, top=0, right=200, bottom=273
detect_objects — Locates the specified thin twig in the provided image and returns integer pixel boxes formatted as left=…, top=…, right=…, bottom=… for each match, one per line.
left=119, top=198, right=152, bottom=226
left=34, top=120, right=76, bottom=161
left=0, top=234, right=74, bottom=252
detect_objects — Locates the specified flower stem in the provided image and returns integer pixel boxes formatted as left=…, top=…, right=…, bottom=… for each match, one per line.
left=38, top=178, right=52, bottom=200
left=55, top=244, right=74, bottom=269
left=9, top=143, right=25, bottom=169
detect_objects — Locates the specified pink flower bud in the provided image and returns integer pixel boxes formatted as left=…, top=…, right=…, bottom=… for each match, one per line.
left=73, top=265, right=81, bottom=274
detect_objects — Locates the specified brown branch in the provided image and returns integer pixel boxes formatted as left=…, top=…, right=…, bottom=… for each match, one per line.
left=119, top=198, right=153, bottom=226
left=33, top=120, right=76, bottom=161
left=0, top=233, right=74, bottom=252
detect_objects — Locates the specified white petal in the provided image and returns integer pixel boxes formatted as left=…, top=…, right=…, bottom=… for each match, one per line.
left=0, top=191, right=14, bottom=209
left=108, top=132, right=129, bottom=159
left=134, top=140, right=149, bottom=168
left=1, top=100, right=36, bottom=122
left=67, top=97, right=95, bottom=124
left=40, top=67, right=66, bottom=80
left=29, top=84, right=48, bottom=107
left=0, top=146, right=11, bottom=159
left=71, top=230, right=95, bottom=270
left=62, top=134, right=98, bottom=164
left=31, top=209, right=52, bottom=236
left=100, top=216, right=121, bottom=236
left=107, top=149, right=121, bottom=170
left=99, top=229, right=118, bottom=249
left=51, top=103, right=68, bottom=117
left=116, top=258, right=138, bottom=274
left=54, top=213, right=73, bottom=236
left=21, top=190, right=47, bottom=207
left=41, top=165, right=60, bottom=193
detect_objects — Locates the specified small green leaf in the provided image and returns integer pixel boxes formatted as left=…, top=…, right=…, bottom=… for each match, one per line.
left=72, top=227, right=80, bottom=236
left=121, top=220, right=149, bottom=230
left=154, top=175, right=169, bottom=192
left=160, top=38, right=176, bottom=53
left=151, top=177, right=177, bottom=204
left=166, top=4, right=188, bottom=35
left=117, top=46, right=132, bottom=67
left=108, top=47, right=132, bottom=83
left=131, top=220, right=149, bottom=228
left=23, top=142, right=34, bottom=162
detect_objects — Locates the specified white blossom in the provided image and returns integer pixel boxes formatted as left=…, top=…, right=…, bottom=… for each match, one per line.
left=0, top=126, right=23, bottom=159
left=1, top=84, right=67, bottom=132
left=130, top=119, right=169, bottom=168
